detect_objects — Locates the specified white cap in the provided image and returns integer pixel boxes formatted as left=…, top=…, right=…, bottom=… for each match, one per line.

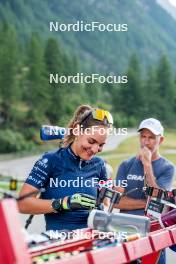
left=138, top=118, right=164, bottom=136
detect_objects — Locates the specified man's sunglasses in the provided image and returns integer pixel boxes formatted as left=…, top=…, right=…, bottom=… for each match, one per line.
left=81, top=109, right=113, bottom=125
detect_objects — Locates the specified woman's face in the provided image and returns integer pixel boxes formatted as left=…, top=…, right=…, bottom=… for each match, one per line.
left=72, top=125, right=108, bottom=160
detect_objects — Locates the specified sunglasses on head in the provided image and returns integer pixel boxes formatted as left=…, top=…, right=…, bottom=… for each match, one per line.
left=81, top=109, right=113, bottom=125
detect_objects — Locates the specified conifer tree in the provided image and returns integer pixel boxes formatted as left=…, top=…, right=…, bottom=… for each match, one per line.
left=156, top=55, right=175, bottom=125
left=25, top=33, right=50, bottom=127
left=0, top=23, right=20, bottom=128
left=116, top=54, right=144, bottom=125
left=44, top=37, right=65, bottom=124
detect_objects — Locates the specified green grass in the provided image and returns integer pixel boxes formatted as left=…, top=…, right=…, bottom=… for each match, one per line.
left=0, top=182, right=10, bottom=190
left=0, top=181, right=23, bottom=192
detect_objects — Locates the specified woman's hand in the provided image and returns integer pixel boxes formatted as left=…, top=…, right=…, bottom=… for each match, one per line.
left=62, top=193, right=96, bottom=210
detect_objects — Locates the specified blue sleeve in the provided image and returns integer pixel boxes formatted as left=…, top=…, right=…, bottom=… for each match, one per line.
left=156, top=165, right=175, bottom=190
left=99, top=159, right=108, bottom=181
left=115, top=161, right=130, bottom=189
left=25, top=153, right=53, bottom=189
left=115, top=161, right=127, bottom=183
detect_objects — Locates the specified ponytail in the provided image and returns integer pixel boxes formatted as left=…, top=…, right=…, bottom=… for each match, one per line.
left=63, top=105, right=92, bottom=147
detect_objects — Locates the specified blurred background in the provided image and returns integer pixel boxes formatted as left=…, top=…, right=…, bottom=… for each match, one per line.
left=0, top=0, right=176, bottom=182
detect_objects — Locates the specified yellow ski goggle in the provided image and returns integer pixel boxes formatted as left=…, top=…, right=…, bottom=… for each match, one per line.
left=81, top=109, right=113, bottom=125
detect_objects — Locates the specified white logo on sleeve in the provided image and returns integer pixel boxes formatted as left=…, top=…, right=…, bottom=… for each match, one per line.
left=42, top=158, right=48, bottom=164
left=127, top=174, right=144, bottom=181
left=37, top=158, right=48, bottom=168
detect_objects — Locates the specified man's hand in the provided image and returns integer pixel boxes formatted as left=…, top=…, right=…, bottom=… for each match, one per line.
left=113, top=186, right=125, bottom=193
left=137, top=147, right=160, bottom=188
left=138, top=146, right=152, bottom=168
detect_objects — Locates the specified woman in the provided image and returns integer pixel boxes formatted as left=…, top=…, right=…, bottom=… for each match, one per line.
left=18, top=105, right=113, bottom=231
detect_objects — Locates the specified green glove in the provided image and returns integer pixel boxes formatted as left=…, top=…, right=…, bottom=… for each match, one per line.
left=61, top=193, right=96, bottom=210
